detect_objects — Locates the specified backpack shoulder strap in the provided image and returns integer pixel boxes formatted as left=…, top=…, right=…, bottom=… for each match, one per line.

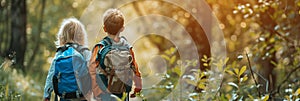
left=96, top=37, right=113, bottom=70
left=120, top=36, right=127, bottom=41
left=56, top=43, right=75, bottom=53
left=56, top=43, right=89, bottom=56
left=120, top=36, right=132, bottom=49
left=101, top=36, right=112, bottom=46
left=56, top=45, right=68, bottom=53
left=74, top=44, right=89, bottom=55
left=94, top=36, right=112, bottom=50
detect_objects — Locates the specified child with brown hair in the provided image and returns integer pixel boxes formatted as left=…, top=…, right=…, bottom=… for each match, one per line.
left=89, top=8, right=142, bottom=100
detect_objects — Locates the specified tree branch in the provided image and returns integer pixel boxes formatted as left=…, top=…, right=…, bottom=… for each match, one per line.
left=214, top=75, right=224, bottom=97
left=271, top=64, right=300, bottom=95
left=261, top=11, right=295, bottom=49
left=245, top=52, right=261, bottom=97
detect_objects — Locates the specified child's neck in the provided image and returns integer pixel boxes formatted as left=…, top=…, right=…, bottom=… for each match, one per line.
left=108, top=34, right=120, bottom=42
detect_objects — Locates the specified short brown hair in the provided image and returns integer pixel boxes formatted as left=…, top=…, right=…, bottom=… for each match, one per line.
left=103, top=9, right=124, bottom=35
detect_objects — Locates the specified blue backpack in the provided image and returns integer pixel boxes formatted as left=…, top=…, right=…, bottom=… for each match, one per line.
left=52, top=43, right=89, bottom=99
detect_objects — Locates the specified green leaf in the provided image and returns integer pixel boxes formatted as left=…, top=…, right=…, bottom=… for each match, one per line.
left=200, top=72, right=205, bottom=78
left=240, top=75, right=248, bottom=83
left=185, top=79, right=197, bottom=86
left=203, top=55, right=207, bottom=59
left=192, top=60, right=198, bottom=67
left=164, top=49, right=171, bottom=55
left=203, top=63, right=208, bottom=67
left=270, top=60, right=277, bottom=66
left=169, top=55, right=176, bottom=64
left=197, top=83, right=206, bottom=89
left=161, top=54, right=170, bottom=61
left=193, top=72, right=199, bottom=80
left=226, top=94, right=231, bottom=100
left=170, top=47, right=176, bottom=53
left=224, top=57, right=229, bottom=64
left=242, top=76, right=248, bottom=82
left=234, top=68, right=239, bottom=76
left=285, top=95, right=290, bottom=101
left=228, top=82, right=238, bottom=88
left=239, top=66, right=247, bottom=77
left=225, top=70, right=235, bottom=75
left=120, top=93, right=127, bottom=101
left=201, top=58, right=206, bottom=62
left=248, top=94, right=254, bottom=100
left=199, top=79, right=207, bottom=83
left=261, top=94, right=269, bottom=101
left=165, top=47, right=176, bottom=55
left=295, top=87, right=300, bottom=96
left=173, top=66, right=181, bottom=76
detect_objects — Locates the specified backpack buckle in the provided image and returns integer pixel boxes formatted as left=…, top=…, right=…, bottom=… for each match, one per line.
left=76, top=90, right=80, bottom=98
left=62, top=92, right=66, bottom=99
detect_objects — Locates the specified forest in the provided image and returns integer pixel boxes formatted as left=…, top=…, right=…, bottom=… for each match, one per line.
left=0, top=0, right=299, bottom=100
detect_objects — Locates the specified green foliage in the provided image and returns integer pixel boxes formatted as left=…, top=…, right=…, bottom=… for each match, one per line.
left=0, top=0, right=91, bottom=100
left=1, top=0, right=300, bottom=100
left=149, top=46, right=299, bottom=101
left=0, top=59, right=21, bottom=101
left=142, top=47, right=180, bottom=100
left=283, top=86, right=300, bottom=101
left=185, top=70, right=207, bottom=90
left=0, top=84, right=21, bottom=101
left=183, top=54, right=300, bottom=101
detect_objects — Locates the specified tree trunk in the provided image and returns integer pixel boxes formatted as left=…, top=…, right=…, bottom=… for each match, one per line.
left=10, top=0, right=27, bottom=71
left=0, top=1, right=10, bottom=57
left=257, top=7, right=277, bottom=94
left=28, top=0, right=46, bottom=67
left=258, top=57, right=276, bottom=94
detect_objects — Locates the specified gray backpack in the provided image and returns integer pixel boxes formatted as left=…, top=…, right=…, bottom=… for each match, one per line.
left=97, top=36, right=135, bottom=94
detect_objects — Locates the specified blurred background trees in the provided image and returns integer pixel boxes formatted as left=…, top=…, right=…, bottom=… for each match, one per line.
left=0, top=0, right=299, bottom=100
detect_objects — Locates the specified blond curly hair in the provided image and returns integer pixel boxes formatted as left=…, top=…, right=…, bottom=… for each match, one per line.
left=55, top=17, right=88, bottom=47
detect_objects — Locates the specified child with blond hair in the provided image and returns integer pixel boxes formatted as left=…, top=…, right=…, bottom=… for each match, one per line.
left=43, top=17, right=90, bottom=101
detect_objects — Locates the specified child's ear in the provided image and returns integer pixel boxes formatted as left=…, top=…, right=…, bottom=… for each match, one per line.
left=120, top=26, right=124, bottom=32
left=103, top=26, right=107, bottom=32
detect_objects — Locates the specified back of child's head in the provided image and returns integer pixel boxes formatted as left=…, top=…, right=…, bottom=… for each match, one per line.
left=55, top=17, right=88, bottom=47
left=103, top=8, right=124, bottom=35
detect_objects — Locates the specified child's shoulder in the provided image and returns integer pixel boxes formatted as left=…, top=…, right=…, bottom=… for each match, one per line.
left=120, top=36, right=132, bottom=48
left=120, top=36, right=127, bottom=40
